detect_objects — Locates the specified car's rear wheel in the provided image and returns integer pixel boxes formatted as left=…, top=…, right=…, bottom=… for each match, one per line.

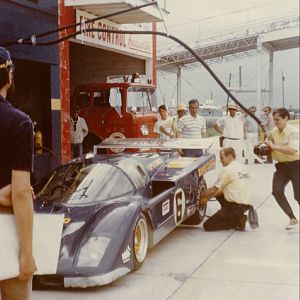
left=184, top=177, right=207, bottom=225
left=133, top=213, right=148, bottom=270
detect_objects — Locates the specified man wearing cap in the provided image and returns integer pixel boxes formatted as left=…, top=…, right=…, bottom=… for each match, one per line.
left=0, top=47, right=36, bottom=299
left=159, top=103, right=186, bottom=138
left=70, top=106, right=88, bottom=158
left=176, top=99, right=207, bottom=157
left=214, top=101, right=246, bottom=161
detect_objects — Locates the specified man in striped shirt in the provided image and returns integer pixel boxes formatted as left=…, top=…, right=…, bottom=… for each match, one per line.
left=176, top=99, right=207, bottom=157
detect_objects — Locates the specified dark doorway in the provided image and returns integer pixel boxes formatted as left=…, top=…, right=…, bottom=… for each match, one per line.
left=10, top=59, right=52, bottom=149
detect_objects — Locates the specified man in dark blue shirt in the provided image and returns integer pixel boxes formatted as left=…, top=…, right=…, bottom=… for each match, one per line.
left=0, top=47, right=36, bottom=299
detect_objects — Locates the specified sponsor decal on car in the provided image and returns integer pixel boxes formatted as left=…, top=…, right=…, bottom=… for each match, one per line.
left=167, top=157, right=197, bottom=169
left=197, top=159, right=216, bottom=177
left=173, top=188, right=186, bottom=225
left=122, top=245, right=131, bottom=263
left=162, top=199, right=170, bottom=216
left=146, top=157, right=163, bottom=171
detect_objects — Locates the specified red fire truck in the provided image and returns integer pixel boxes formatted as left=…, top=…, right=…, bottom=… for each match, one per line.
left=72, top=77, right=158, bottom=153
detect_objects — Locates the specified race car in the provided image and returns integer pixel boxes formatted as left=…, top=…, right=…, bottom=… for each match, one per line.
left=33, top=138, right=216, bottom=288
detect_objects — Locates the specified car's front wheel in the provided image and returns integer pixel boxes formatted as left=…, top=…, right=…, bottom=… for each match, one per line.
left=133, top=213, right=148, bottom=270
left=184, top=177, right=207, bottom=225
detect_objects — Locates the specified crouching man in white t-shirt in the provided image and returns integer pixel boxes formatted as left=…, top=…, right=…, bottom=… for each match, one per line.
left=201, top=147, right=252, bottom=231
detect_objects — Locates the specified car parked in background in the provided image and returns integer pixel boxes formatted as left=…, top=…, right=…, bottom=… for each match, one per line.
left=199, top=101, right=223, bottom=136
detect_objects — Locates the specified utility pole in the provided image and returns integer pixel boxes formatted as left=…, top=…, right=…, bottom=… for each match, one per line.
left=239, top=66, right=242, bottom=88
left=281, top=71, right=285, bottom=108
left=226, top=73, right=232, bottom=109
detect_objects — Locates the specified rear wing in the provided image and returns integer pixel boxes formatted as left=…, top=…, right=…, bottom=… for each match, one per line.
left=93, top=138, right=214, bottom=154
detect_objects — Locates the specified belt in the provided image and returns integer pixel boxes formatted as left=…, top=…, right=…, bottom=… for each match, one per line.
left=224, top=137, right=241, bottom=140
left=276, top=160, right=299, bottom=166
left=275, top=160, right=299, bottom=170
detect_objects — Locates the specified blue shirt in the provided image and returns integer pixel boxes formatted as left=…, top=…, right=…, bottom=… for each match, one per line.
left=0, top=95, right=34, bottom=188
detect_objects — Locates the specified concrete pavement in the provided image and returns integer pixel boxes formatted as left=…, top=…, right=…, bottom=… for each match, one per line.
left=32, top=143, right=299, bottom=300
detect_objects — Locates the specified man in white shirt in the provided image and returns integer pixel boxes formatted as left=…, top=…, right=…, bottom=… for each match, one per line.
left=70, top=106, right=88, bottom=158
left=201, top=147, right=252, bottom=231
left=176, top=99, right=207, bottom=157
left=214, top=102, right=246, bottom=162
left=260, top=106, right=276, bottom=163
left=154, top=105, right=172, bottom=139
left=159, top=103, right=186, bottom=138
left=244, top=106, right=260, bottom=164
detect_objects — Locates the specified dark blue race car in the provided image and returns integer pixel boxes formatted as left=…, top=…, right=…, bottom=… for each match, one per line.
left=33, top=139, right=216, bottom=288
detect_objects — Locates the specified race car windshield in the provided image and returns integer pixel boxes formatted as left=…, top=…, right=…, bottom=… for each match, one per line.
left=38, top=163, right=134, bottom=204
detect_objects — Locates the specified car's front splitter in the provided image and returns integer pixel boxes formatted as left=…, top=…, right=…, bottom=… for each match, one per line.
left=64, top=267, right=131, bottom=288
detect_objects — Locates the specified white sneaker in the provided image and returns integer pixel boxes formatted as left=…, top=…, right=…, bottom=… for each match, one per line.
left=285, top=219, right=299, bottom=230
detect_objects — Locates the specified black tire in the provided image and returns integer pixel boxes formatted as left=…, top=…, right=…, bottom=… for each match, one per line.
left=183, top=177, right=207, bottom=225
left=133, top=213, right=148, bottom=270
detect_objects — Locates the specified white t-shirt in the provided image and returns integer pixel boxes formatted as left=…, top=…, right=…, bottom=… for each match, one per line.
left=154, top=117, right=172, bottom=139
left=70, top=116, right=88, bottom=144
left=216, top=115, right=244, bottom=139
left=214, top=160, right=251, bottom=205
left=162, top=116, right=178, bottom=136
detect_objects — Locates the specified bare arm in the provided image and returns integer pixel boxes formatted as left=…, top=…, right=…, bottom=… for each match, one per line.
left=0, top=184, right=12, bottom=206
left=11, top=170, right=36, bottom=280
left=200, top=185, right=221, bottom=204
left=82, top=119, right=88, bottom=138
left=202, top=130, right=208, bottom=138
left=159, top=125, right=174, bottom=138
left=213, top=123, right=223, bottom=135
left=265, top=141, right=298, bottom=155
left=176, top=131, right=182, bottom=138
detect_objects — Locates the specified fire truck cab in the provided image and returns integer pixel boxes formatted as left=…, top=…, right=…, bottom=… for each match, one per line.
left=73, top=80, right=158, bottom=152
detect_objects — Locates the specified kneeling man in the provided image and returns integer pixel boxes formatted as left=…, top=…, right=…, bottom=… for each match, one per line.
left=201, top=147, right=251, bottom=231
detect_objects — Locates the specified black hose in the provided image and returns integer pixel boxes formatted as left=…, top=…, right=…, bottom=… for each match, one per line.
left=1, top=1, right=158, bottom=47
left=14, top=28, right=264, bottom=130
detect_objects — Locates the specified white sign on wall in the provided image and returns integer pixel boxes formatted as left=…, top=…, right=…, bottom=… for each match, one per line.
left=76, top=10, right=152, bottom=58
